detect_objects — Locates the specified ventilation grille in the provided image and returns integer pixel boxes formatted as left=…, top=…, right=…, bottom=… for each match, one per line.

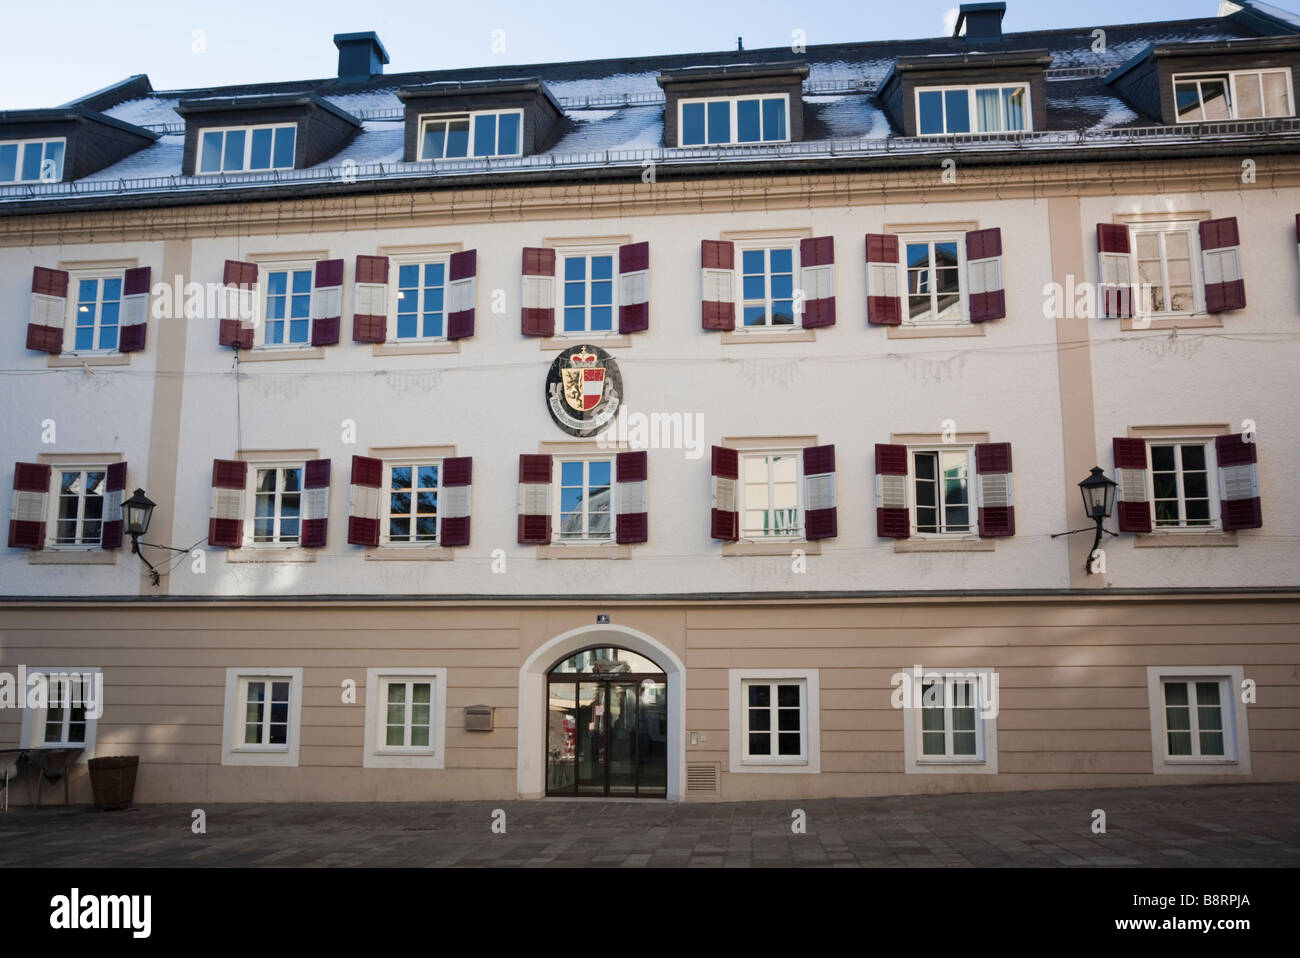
left=686, top=762, right=720, bottom=793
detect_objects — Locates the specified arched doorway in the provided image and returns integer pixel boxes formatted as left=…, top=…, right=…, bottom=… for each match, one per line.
left=545, top=646, right=667, bottom=797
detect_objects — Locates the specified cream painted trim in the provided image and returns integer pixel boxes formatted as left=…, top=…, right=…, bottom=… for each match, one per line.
left=901, top=666, right=999, bottom=775
left=225, top=547, right=318, bottom=563
left=537, top=544, right=632, bottom=559
left=47, top=353, right=132, bottom=368
left=29, top=549, right=118, bottom=565
left=365, top=546, right=455, bottom=561
left=887, top=324, right=986, bottom=340
left=540, top=334, right=632, bottom=349
left=37, top=452, right=124, bottom=465
left=1128, top=424, right=1231, bottom=438
left=883, top=220, right=979, bottom=234
left=541, top=234, right=633, bottom=247
left=55, top=257, right=139, bottom=270
left=17, top=666, right=102, bottom=763
left=721, top=328, right=816, bottom=344
left=537, top=440, right=623, bottom=454
left=372, top=341, right=461, bottom=356
left=1113, top=210, right=1211, bottom=224
left=369, top=444, right=457, bottom=459
left=221, top=667, right=303, bottom=767
left=721, top=435, right=818, bottom=450
left=894, top=538, right=995, bottom=553
left=247, top=249, right=330, bottom=263
left=723, top=540, right=821, bottom=556
left=238, top=346, right=325, bottom=362
left=728, top=668, right=821, bottom=774
left=719, top=227, right=813, bottom=241
left=362, top=668, right=448, bottom=769
left=237, top=448, right=319, bottom=461
left=1135, top=532, right=1237, bottom=548
left=1146, top=666, right=1251, bottom=775
left=891, top=432, right=990, bottom=444
left=1121, top=314, right=1223, bottom=331
left=376, top=242, right=462, bottom=257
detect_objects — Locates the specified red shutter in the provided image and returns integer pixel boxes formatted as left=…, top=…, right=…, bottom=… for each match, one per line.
left=517, top=454, right=552, bottom=544
left=100, top=461, right=127, bottom=550
left=119, top=267, right=151, bottom=353
left=1097, top=224, right=1133, bottom=319
left=615, top=450, right=648, bottom=544
left=310, top=259, right=344, bottom=346
left=26, top=267, right=68, bottom=354
left=1215, top=434, right=1261, bottom=531
left=799, top=236, right=836, bottom=329
left=618, top=242, right=650, bottom=334
left=219, top=260, right=257, bottom=349
left=446, top=250, right=477, bottom=340
left=974, top=442, right=1014, bottom=537
left=1199, top=217, right=1245, bottom=313
left=440, top=456, right=472, bottom=546
left=865, top=234, right=902, bottom=326
left=347, top=455, right=383, bottom=546
left=701, top=240, right=735, bottom=331
left=300, top=458, right=331, bottom=547
left=1113, top=438, right=1152, bottom=533
left=710, top=445, right=739, bottom=541
left=208, top=459, right=247, bottom=547
left=521, top=247, right=556, bottom=337
left=8, top=462, right=51, bottom=549
left=802, top=444, right=837, bottom=539
left=966, top=228, right=1005, bottom=323
left=874, top=443, right=909, bottom=537
left=353, top=255, right=389, bottom=343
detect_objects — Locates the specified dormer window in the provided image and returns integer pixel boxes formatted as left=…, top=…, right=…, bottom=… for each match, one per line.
left=197, top=124, right=296, bottom=174
left=1173, top=69, right=1293, bottom=121
left=0, top=138, right=65, bottom=184
left=417, top=110, right=522, bottom=160
left=678, top=95, right=789, bottom=146
left=916, top=84, right=1030, bottom=134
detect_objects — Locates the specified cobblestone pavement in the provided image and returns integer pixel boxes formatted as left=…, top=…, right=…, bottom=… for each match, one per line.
left=2, top=783, right=1297, bottom=867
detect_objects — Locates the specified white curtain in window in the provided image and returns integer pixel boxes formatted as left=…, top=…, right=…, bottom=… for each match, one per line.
left=976, top=89, right=1002, bottom=132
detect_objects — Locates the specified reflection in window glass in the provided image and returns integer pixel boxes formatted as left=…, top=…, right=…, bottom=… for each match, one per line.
left=549, top=647, right=665, bottom=674
left=906, top=240, right=962, bottom=323
left=558, top=459, right=612, bottom=541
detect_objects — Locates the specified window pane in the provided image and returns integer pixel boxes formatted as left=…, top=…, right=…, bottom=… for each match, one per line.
left=682, top=103, right=705, bottom=145
left=762, top=98, right=786, bottom=141
left=1261, top=71, right=1290, bottom=116
left=1180, top=444, right=1205, bottom=471
left=1175, top=81, right=1203, bottom=121
left=422, top=122, right=446, bottom=159
left=21, top=142, right=43, bottom=180
left=43, top=141, right=65, bottom=180
left=777, top=684, right=800, bottom=707
left=748, top=684, right=769, bottom=708
left=737, top=99, right=761, bottom=142
left=944, top=89, right=970, bottom=132
left=975, top=88, right=1002, bottom=132
left=1150, top=445, right=1175, bottom=471
left=0, top=143, right=17, bottom=181
left=273, top=127, right=295, bottom=168
left=249, top=128, right=273, bottom=169
left=222, top=129, right=246, bottom=171
left=749, top=708, right=770, bottom=731
left=1234, top=73, right=1263, bottom=118
left=748, top=733, right=770, bottom=755
left=498, top=113, right=520, bottom=155
left=445, top=119, right=470, bottom=157
left=1003, top=86, right=1027, bottom=130
left=777, top=733, right=801, bottom=755
left=473, top=114, right=497, bottom=157
left=706, top=100, right=730, bottom=143
left=1199, top=79, right=1229, bottom=120
left=918, top=91, right=944, bottom=134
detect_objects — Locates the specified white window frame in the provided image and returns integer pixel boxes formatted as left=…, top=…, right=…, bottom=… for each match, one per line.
left=677, top=93, right=791, bottom=147
left=728, top=669, right=820, bottom=773
left=48, top=464, right=111, bottom=550
left=363, top=668, right=448, bottom=769
left=557, top=245, right=619, bottom=337
left=17, top=667, right=103, bottom=762
left=1172, top=68, right=1295, bottom=122
left=246, top=461, right=306, bottom=548
left=738, top=449, right=804, bottom=541
left=1145, top=437, right=1221, bottom=532
left=257, top=260, right=316, bottom=349
left=389, top=253, right=451, bottom=343
left=914, top=83, right=1034, bottom=134
left=553, top=454, right=615, bottom=545
left=899, top=231, right=969, bottom=327
left=221, top=667, right=303, bottom=767
left=195, top=123, right=297, bottom=174
left=0, top=137, right=66, bottom=184
left=735, top=240, right=801, bottom=331
left=905, top=445, right=978, bottom=539
left=382, top=459, right=443, bottom=546
left=416, top=110, right=524, bottom=160
left=1146, top=666, right=1250, bottom=774
left=902, top=670, right=998, bottom=774
left=63, top=267, right=126, bottom=355
left=1129, top=220, right=1205, bottom=319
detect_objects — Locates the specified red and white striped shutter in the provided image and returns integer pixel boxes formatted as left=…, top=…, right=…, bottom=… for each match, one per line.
left=8, top=462, right=51, bottom=550
left=616, top=450, right=648, bottom=544
left=447, top=250, right=477, bottom=340
left=710, top=445, right=739, bottom=541
left=799, top=237, right=836, bottom=329
left=208, top=459, right=247, bottom=547
left=100, top=462, right=127, bottom=550
left=1215, top=434, right=1261, bottom=531
left=1113, top=437, right=1152, bottom=533
left=874, top=443, right=909, bottom=538
left=803, top=444, right=837, bottom=540
left=440, top=456, right=472, bottom=546
left=310, top=259, right=344, bottom=346
left=300, top=458, right=331, bottom=547
left=701, top=240, right=735, bottom=331
left=119, top=268, right=151, bottom=353
left=974, top=442, right=1015, bottom=537
left=353, top=255, right=389, bottom=343
left=347, top=455, right=383, bottom=546
left=966, top=228, right=1005, bottom=323
left=219, top=260, right=257, bottom=348
left=521, top=247, right=556, bottom=337
left=618, top=242, right=650, bottom=334
left=26, top=267, right=68, bottom=354
left=865, top=234, right=902, bottom=326
left=1097, top=224, right=1133, bottom=319
left=1199, top=217, right=1246, bottom=313
left=517, top=454, right=552, bottom=544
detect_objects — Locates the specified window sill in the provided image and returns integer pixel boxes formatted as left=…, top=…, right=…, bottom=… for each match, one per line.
left=240, top=346, right=325, bottom=362
left=894, top=537, right=994, bottom=553
left=48, top=352, right=130, bottom=368
left=225, top=547, right=317, bottom=563
left=28, top=549, right=118, bottom=565
left=887, top=324, right=985, bottom=339
left=364, top=751, right=446, bottom=770
left=539, top=334, right=632, bottom=349
left=720, top=328, right=815, bottom=344
left=372, top=340, right=461, bottom=357
left=537, top=544, right=632, bottom=559
left=1134, top=531, right=1236, bottom=548
left=723, top=540, right=821, bottom=557
left=365, top=546, right=454, bottom=561
left=1121, top=313, right=1223, bottom=332
left=734, top=760, right=816, bottom=774
left=907, top=760, right=998, bottom=775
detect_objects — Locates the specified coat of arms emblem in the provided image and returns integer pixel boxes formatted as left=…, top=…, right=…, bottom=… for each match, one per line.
left=560, top=347, right=605, bottom=412
left=546, top=344, right=622, bottom=437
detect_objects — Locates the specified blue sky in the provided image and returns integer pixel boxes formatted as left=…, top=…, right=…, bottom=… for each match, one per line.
left=0, top=0, right=1265, bottom=109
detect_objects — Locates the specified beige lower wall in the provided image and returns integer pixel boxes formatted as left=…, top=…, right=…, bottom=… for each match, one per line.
left=1, top=594, right=1296, bottom=804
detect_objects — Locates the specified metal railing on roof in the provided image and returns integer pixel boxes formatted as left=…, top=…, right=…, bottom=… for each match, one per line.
left=5, top=117, right=1296, bottom=204
left=1045, top=65, right=1118, bottom=81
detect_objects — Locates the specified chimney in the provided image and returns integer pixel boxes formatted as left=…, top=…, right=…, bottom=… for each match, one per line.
left=953, top=2, right=1007, bottom=42
left=333, top=32, right=390, bottom=80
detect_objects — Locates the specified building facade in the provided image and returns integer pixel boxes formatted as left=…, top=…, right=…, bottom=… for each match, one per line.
left=1, top=1, right=1298, bottom=804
